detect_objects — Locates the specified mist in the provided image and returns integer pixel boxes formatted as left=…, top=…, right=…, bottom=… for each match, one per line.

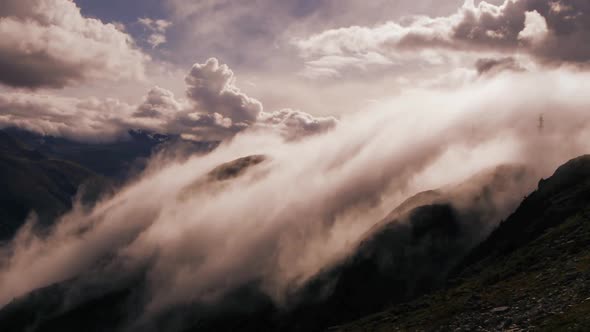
left=1, top=67, right=589, bottom=322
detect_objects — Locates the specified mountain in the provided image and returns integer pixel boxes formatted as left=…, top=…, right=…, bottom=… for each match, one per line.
left=0, top=131, right=109, bottom=240
left=0, top=127, right=218, bottom=241
left=0, top=155, right=273, bottom=332
left=0, top=159, right=539, bottom=332
left=333, top=155, right=590, bottom=331
left=270, top=164, right=535, bottom=331
left=2, top=128, right=218, bottom=179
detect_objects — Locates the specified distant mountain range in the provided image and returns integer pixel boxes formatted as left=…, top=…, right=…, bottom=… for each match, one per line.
left=0, top=128, right=217, bottom=241
left=3, top=128, right=218, bottom=179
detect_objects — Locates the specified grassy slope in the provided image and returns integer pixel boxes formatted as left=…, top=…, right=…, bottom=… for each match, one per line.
left=333, top=156, right=590, bottom=331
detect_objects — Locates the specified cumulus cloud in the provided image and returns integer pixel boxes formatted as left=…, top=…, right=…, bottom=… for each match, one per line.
left=133, top=58, right=337, bottom=140
left=518, top=10, right=549, bottom=43
left=2, top=68, right=590, bottom=318
left=0, top=0, right=149, bottom=89
left=185, top=58, right=263, bottom=124
left=0, top=58, right=337, bottom=141
left=134, top=86, right=183, bottom=119
left=138, top=17, right=172, bottom=48
left=295, top=0, right=590, bottom=76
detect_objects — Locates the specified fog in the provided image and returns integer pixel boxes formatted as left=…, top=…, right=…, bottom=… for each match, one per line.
left=1, top=67, right=589, bottom=319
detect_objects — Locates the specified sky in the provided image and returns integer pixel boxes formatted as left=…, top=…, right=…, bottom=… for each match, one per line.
left=2, top=0, right=590, bottom=320
left=4, top=0, right=588, bottom=142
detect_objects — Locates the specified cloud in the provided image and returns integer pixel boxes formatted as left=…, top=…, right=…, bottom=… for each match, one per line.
left=2, top=68, right=590, bottom=318
left=185, top=58, right=263, bottom=124
left=518, top=10, right=549, bottom=43
left=301, top=52, right=394, bottom=79
left=294, top=0, right=590, bottom=76
left=175, top=58, right=336, bottom=140
left=138, top=17, right=172, bottom=48
left=0, top=58, right=337, bottom=142
left=163, top=0, right=466, bottom=68
left=0, top=0, right=149, bottom=89
left=257, top=109, right=338, bottom=141
left=475, top=57, right=524, bottom=75
left=134, top=86, right=183, bottom=119
left=0, top=92, right=136, bottom=142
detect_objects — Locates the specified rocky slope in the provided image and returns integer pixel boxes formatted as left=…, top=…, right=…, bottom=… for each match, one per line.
left=332, top=155, right=590, bottom=331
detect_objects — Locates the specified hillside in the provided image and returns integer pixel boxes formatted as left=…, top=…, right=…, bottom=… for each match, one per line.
left=0, top=132, right=109, bottom=240
left=0, top=161, right=538, bottom=332
left=333, top=155, right=590, bottom=331
left=0, top=127, right=220, bottom=240
left=2, top=128, right=218, bottom=179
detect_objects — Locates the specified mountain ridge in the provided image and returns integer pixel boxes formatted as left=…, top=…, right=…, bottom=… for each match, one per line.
left=0, top=157, right=543, bottom=332
left=332, top=155, right=590, bottom=331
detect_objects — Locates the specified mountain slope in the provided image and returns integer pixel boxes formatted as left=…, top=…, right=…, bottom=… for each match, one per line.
left=0, top=161, right=536, bottom=332
left=0, top=127, right=219, bottom=240
left=0, top=132, right=109, bottom=240
left=333, top=155, right=590, bottom=331
left=2, top=128, right=218, bottom=178
left=274, top=164, right=534, bottom=331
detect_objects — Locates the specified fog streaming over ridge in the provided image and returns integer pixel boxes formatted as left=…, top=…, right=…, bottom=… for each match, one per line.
left=1, top=67, right=590, bottom=318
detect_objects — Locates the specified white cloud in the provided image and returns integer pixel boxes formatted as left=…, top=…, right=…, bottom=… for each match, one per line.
left=257, top=109, right=337, bottom=140
left=518, top=10, right=549, bottom=44
left=0, top=59, right=337, bottom=142
left=3, top=68, right=590, bottom=313
left=294, top=0, right=590, bottom=76
left=0, top=0, right=149, bottom=89
left=0, top=92, right=136, bottom=142
left=138, top=18, right=173, bottom=48
left=147, top=33, right=168, bottom=48
left=301, top=52, right=393, bottom=79
left=185, top=58, right=263, bottom=124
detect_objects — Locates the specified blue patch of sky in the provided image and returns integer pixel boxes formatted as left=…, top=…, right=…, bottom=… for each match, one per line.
left=75, top=0, right=166, bottom=24
left=75, top=0, right=172, bottom=52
